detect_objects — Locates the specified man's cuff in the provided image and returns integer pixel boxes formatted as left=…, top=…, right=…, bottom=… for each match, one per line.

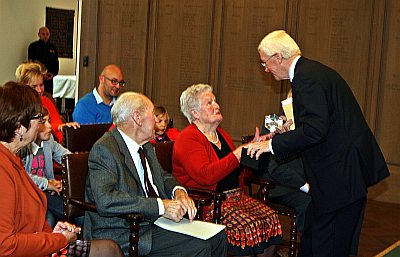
left=269, top=139, right=274, bottom=155
left=300, top=183, right=310, bottom=193
left=172, top=186, right=187, bottom=198
left=157, top=198, right=164, bottom=215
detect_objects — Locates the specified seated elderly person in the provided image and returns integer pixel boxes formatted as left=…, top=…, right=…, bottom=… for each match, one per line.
left=83, top=91, right=227, bottom=257
left=172, top=84, right=282, bottom=257
left=0, top=82, right=122, bottom=257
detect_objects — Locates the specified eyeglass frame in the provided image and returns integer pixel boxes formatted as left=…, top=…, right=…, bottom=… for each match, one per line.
left=103, top=76, right=126, bottom=87
left=260, top=54, right=277, bottom=68
left=31, top=112, right=45, bottom=124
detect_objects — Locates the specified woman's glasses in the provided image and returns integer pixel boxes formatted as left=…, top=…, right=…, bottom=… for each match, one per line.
left=31, top=113, right=45, bottom=124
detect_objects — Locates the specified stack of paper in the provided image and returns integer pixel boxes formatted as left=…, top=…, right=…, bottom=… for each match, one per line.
left=154, top=217, right=226, bottom=240
left=281, top=97, right=295, bottom=130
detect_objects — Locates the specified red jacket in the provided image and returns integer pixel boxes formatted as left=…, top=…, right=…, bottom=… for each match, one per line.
left=172, top=124, right=239, bottom=190
left=0, top=144, right=67, bottom=257
left=42, top=96, right=63, bottom=143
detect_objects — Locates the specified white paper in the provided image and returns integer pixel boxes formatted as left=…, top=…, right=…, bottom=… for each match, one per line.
left=281, top=97, right=295, bottom=130
left=154, top=217, right=226, bottom=240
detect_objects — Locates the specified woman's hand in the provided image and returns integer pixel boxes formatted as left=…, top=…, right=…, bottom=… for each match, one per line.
left=47, top=179, right=62, bottom=194
left=58, top=122, right=80, bottom=132
left=53, top=221, right=80, bottom=244
left=253, top=126, right=275, bottom=142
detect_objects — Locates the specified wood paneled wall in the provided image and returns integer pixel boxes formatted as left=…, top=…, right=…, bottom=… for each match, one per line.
left=78, top=0, right=399, bottom=166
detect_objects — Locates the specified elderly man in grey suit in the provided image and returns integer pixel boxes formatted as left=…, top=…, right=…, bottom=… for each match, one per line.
left=83, top=92, right=227, bottom=256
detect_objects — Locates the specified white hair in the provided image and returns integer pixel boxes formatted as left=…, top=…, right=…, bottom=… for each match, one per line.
left=180, top=84, right=213, bottom=123
left=258, top=30, right=301, bottom=59
left=111, top=92, right=152, bottom=126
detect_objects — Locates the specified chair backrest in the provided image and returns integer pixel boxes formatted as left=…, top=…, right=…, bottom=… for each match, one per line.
left=63, top=123, right=112, bottom=152
left=62, top=152, right=90, bottom=221
left=154, top=141, right=175, bottom=173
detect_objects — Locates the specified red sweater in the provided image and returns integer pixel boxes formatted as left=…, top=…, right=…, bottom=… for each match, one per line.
left=0, top=144, right=67, bottom=257
left=172, top=124, right=239, bottom=190
left=41, top=96, right=63, bottom=143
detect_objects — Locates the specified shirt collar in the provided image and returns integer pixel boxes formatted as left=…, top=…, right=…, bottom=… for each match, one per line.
left=92, top=88, right=116, bottom=106
left=289, top=55, right=301, bottom=82
left=31, top=141, right=44, bottom=155
left=117, top=128, right=141, bottom=154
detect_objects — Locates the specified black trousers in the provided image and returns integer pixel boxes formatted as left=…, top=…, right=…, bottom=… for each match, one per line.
left=299, top=197, right=366, bottom=257
left=147, top=225, right=227, bottom=257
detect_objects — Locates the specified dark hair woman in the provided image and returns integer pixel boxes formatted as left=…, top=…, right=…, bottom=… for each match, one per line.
left=0, top=82, right=123, bottom=257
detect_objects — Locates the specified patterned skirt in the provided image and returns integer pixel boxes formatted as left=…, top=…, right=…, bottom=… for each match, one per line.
left=51, top=240, right=91, bottom=257
left=204, top=188, right=282, bottom=254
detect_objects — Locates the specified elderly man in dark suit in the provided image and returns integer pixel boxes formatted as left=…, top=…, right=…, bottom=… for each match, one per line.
left=83, top=92, right=227, bottom=256
left=246, top=30, right=389, bottom=257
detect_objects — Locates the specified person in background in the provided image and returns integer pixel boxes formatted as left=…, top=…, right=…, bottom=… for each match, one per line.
left=152, top=105, right=180, bottom=143
left=173, top=84, right=282, bottom=257
left=246, top=30, right=390, bottom=257
left=73, top=64, right=125, bottom=124
left=16, top=61, right=80, bottom=143
left=28, top=26, right=59, bottom=95
left=0, top=81, right=123, bottom=257
left=20, top=106, right=70, bottom=228
left=84, top=91, right=227, bottom=257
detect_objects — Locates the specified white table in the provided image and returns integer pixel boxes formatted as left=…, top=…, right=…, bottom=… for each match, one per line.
left=53, top=75, right=76, bottom=99
left=53, top=75, right=76, bottom=113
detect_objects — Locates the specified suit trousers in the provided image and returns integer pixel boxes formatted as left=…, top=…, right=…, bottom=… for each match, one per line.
left=299, top=197, right=366, bottom=257
left=147, top=225, right=227, bottom=257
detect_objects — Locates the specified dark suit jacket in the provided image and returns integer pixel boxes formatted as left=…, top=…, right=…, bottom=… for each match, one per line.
left=83, top=128, right=181, bottom=256
left=271, top=57, right=389, bottom=213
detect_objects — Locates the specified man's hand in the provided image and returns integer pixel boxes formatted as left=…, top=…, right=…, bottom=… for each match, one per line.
left=245, top=140, right=271, bottom=160
left=162, top=199, right=187, bottom=222
left=174, top=189, right=197, bottom=221
left=253, top=126, right=275, bottom=143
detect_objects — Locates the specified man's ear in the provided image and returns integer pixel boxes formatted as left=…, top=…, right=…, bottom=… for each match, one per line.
left=131, top=111, right=141, bottom=126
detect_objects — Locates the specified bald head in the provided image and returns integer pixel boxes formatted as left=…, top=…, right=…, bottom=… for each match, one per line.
left=38, top=27, right=50, bottom=43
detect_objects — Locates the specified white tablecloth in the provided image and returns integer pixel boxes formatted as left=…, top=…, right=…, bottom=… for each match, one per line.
left=53, top=75, right=76, bottom=99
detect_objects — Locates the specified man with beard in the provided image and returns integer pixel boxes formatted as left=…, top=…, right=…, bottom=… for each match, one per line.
left=73, top=64, right=125, bottom=124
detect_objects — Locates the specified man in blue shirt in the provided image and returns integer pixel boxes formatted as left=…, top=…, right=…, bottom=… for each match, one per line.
left=73, top=64, right=125, bottom=124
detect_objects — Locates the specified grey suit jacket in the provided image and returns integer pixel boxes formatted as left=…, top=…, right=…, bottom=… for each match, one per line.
left=83, top=128, right=180, bottom=256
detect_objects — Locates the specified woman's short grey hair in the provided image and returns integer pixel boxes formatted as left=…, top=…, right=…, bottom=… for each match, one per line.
left=180, top=84, right=212, bottom=123
left=111, top=92, right=151, bottom=126
left=258, top=30, right=301, bottom=59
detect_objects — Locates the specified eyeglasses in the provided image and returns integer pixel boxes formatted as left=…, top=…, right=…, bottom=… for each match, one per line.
left=261, top=54, right=277, bottom=68
left=31, top=112, right=45, bottom=124
left=103, top=76, right=126, bottom=87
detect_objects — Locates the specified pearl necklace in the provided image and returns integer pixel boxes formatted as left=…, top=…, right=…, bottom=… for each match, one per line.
left=198, top=127, right=219, bottom=144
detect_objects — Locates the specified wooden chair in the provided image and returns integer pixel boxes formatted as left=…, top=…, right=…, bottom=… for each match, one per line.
left=242, top=135, right=298, bottom=257
left=62, top=152, right=144, bottom=257
left=63, top=123, right=112, bottom=152
left=153, top=141, right=225, bottom=224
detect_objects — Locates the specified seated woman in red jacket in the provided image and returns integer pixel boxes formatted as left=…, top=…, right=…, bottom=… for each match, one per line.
left=0, top=82, right=122, bottom=257
left=15, top=61, right=80, bottom=143
left=173, top=84, right=282, bottom=257
left=152, top=105, right=180, bottom=143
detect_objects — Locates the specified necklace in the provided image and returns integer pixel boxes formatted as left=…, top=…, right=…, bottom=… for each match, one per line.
left=198, top=127, right=219, bottom=144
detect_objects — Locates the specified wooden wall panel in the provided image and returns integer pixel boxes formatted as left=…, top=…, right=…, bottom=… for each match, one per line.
left=376, top=0, right=400, bottom=165
left=96, top=0, right=149, bottom=93
left=217, top=0, right=289, bottom=142
left=295, top=0, right=375, bottom=113
left=149, top=0, right=215, bottom=130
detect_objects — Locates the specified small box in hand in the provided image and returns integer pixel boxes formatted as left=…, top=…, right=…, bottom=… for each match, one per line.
left=240, top=148, right=270, bottom=170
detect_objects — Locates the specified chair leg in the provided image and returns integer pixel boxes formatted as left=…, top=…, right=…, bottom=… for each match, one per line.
left=288, top=217, right=298, bottom=257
